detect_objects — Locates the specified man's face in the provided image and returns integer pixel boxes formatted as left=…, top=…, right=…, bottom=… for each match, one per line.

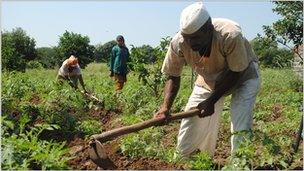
left=182, top=20, right=213, bottom=52
left=68, top=65, right=77, bottom=72
left=117, top=39, right=124, bottom=47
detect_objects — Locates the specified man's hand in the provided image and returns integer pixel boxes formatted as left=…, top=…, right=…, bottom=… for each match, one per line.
left=196, top=99, right=215, bottom=118
left=154, top=106, right=170, bottom=119
left=109, top=71, right=114, bottom=77
left=83, top=88, right=88, bottom=94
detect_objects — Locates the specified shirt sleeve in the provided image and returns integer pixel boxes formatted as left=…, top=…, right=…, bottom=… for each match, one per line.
left=161, top=40, right=185, bottom=77
left=58, top=60, right=68, bottom=76
left=110, top=47, right=116, bottom=71
left=223, top=33, right=250, bottom=72
left=75, top=65, right=81, bottom=75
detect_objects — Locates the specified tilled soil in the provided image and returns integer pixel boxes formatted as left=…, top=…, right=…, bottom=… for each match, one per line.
left=66, top=108, right=185, bottom=170
left=68, top=137, right=183, bottom=170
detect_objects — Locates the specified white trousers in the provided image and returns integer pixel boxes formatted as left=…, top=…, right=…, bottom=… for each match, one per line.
left=176, top=63, right=261, bottom=157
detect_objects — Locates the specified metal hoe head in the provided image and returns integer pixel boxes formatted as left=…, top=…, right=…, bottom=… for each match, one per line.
left=88, top=140, right=117, bottom=169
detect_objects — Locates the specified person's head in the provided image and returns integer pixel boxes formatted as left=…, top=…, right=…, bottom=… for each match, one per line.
left=180, top=2, right=214, bottom=52
left=116, top=35, right=125, bottom=47
left=66, top=55, right=78, bottom=71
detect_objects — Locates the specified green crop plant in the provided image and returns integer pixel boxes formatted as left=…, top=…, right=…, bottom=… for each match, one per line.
left=120, top=128, right=164, bottom=158
left=77, top=120, right=102, bottom=137
left=1, top=119, right=70, bottom=170
left=189, top=152, right=214, bottom=170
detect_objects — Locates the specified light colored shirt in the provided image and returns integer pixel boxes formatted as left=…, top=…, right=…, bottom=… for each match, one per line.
left=58, top=59, right=81, bottom=77
left=161, top=18, right=258, bottom=91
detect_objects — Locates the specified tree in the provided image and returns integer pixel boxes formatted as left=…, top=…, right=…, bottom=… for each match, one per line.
left=130, top=37, right=172, bottom=97
left=263, top=1, right=303, bottom=61
left=130, top=45, right=156, bottom=64
left=36, top=47, right=57, bottom=68
left=2, top=27, right=37, bottom=71
left=56, top=31, right=95, bottom=68
left=251, top=34, right=294, bottom=68
left=94, top=40, right=117, bottom=63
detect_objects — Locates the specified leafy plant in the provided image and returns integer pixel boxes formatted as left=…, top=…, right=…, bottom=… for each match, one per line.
left=189, top=152, right=214, bottom=170
left=26, top=60, right=44, bottom=70
left=129, top=37, right=171, bottom=97
left=77, top=120, right=102, bottom=137
left=120, top=128, right=164, bottom=158
left=1, top=122, right=70, bottom=170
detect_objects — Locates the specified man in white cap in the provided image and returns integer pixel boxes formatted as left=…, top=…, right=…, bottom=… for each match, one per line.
left=57, top=55, right=87, bottom=92
left=154, top=2, right=260, bottom=158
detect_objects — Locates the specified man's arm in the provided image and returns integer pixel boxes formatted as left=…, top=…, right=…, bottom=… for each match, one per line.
left=197, top=70, right=241, bottom=117
left=79, top=74, right=87, bottom=92
left=154, top=76, right=181, bottom=119
left=110, top=48, right=116, bottom=76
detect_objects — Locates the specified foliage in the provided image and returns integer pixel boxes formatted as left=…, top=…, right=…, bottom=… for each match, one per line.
left=2, top=27, right=37, bottom=71
left=1, top=52, right=303, bottom=169
left=129, top=44, right=156, bottom=64
left=77, top=120, right=102, bottom=137
left=262, top=1, right=303, bottom=62
left=26, top=60, right=44, bottom=70
left=189, top=152, right=214, bottom=170
left=36, top=47, right=57, bottom=68
left=251, top=35, right=294, bottom=68
left=1, top=116, right=70, bottom=170
left=120, top=128, right=165, bottom=158
left=94, top=40, right=117, bottom=62
left=2, top=27, right=37, bottom=61
left=56, top=31, right=95, bottom=68
left=43, top=87, right=88, bottom=132
left=129, top=36, right=172, bottom=97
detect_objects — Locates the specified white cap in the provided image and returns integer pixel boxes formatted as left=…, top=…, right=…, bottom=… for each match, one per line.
left=180, top=2, right=210, bottom=34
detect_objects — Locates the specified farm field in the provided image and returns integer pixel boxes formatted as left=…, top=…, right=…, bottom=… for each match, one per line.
left=1, top=63, right=303, bottom=170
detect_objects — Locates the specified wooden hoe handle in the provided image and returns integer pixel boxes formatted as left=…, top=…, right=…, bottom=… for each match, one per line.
left=91, top=109, right=200, bottom=143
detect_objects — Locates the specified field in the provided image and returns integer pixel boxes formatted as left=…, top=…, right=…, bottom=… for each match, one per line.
left=1, top=63, right=303, bottom=170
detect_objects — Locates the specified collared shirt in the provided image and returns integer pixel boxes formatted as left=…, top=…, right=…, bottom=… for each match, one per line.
left=110, top=45, right=130, bottom=75
left=161, top=18, right=258, bottom=91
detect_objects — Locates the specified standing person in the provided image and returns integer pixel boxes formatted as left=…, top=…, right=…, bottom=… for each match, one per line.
left=154, top=2, right=261, bottom=158
left=110, top=35, right=130, bottom=92
left=57, top=55, right=87, bottom=93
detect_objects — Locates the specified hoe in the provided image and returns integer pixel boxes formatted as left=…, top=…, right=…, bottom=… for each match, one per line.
left=88, top=109, right=200, bottom=169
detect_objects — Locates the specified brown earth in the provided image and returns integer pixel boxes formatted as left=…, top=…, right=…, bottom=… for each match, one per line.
left=67, top=108, right=184, bottom=170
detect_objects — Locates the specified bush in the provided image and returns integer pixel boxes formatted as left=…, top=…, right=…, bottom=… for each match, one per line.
left=26, top=60, right=44, bottom=69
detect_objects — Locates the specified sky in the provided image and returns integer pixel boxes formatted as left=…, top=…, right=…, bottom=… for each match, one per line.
left=1, top=0, right=281, bottom=48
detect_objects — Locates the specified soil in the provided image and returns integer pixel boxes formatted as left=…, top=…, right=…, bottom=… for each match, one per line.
left=68, top=137, right=183, bottom=170
left=66, top=108, right=184, bottom=170
left=213, top=121, right=230, bottom=168
left=29, top=94, right=41, bottom=105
